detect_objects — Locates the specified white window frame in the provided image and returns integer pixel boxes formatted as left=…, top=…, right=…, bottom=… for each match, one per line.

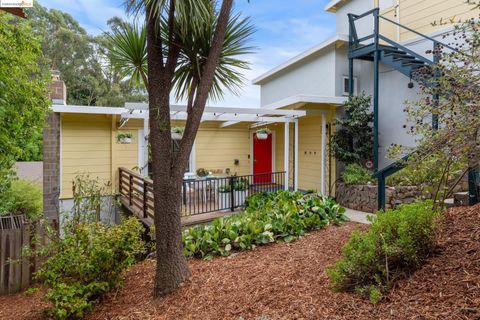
left=342, top=76, right=358, bottom=96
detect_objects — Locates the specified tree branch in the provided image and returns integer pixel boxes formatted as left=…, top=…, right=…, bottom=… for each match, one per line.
left=174, top=0, right=234, bottom=177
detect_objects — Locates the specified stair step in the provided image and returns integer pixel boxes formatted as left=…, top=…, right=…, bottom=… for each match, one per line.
left=384, top=52, right=408, bottom=59
left=394, top=56, right=416, bottom=62
left=444, top=198, right=455, bottom=208
left=402, top=61, right=425, bottom=67
left=454, top=191, right=469, bottom=206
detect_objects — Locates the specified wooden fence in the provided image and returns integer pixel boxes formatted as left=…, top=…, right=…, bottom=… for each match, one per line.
left=0, top=215, right=45, bottom=295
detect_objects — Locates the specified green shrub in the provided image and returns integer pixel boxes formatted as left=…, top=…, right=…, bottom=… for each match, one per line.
left=327, top=201, right=440, bottom=302
left=386, top=155, right=466, bottom=187
left=35, top=217, right=145, bottom=319
left=341, top=163, right=374, bottom=185
left=0, top=179, right=42, bottom=220
left=182, top=190, right=347, bottom=259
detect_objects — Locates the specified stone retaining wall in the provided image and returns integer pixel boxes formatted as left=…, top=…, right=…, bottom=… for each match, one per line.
left=335, top=183, right=422, bottom=213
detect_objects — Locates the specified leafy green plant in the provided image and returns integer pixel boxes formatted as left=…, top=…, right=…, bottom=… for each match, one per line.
left=217, top=177, right=248, bottom=193
left=35, top=217, right=145, bottom=320
left=24, top=287, right=39, bottom=296
left=218, top=184, right=231, bottom=193
left=196, top=168, right=209, bottom=177
left=0, top=179, right=43, bottom=220
left=233, top=177, right=248, bottom=191
left=171, top=126, right=185, bottom=134
left=256, top=128, right=271, bottom=134
left=0, top=12, right=50, bottom=195
left=327, top=201, right=440, bottom=302
left=183, top=190, right=347, bottom=259
left=116, top=132, right=132, bottom=142
left=332, top=93, right=373, bottom=165
left=72, top=174, right=113, bottom=222
left=341, top=163, right=374, bottom=185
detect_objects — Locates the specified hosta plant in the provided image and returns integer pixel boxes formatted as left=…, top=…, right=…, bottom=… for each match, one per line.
left=182, top=190, right=347, bottom=259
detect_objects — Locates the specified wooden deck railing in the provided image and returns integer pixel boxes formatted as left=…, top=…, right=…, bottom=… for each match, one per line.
left=119, top=167, right=155, bottom=224
left=119, top=167, right=286, bottom=226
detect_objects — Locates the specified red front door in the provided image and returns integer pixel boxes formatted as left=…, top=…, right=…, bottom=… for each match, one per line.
left=253, top=133, right=272, bottom=183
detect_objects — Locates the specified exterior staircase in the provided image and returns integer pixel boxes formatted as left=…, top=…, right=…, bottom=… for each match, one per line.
left=347, top=8, right=474, bottom=210
left=350, top=43, right=432, bottom=79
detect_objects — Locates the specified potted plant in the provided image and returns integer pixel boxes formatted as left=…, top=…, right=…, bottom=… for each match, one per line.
left=256, top=128, right=271, bottom=140
left=217, top=183, right=232, bottom=210
left=217, top=177, right=249, bottom=210
left=171, top=126, right=185, bottom=140
left=117, top=132, right=133, bottom=144
left=233, top=177, right=248, bottom=206
left=196, top=168, right=209, bottom=177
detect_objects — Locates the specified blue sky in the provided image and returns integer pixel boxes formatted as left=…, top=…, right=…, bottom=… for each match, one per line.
left=38, top=0, right=337, bottom=107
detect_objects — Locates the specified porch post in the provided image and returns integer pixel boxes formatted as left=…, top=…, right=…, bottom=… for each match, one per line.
left=284, top=121, right=289, bottom=190
left=321, top=112, right=327, bottom=195
left=143, top=114, right=149, bottom=176
left=294, top=119, right=299, bottom=191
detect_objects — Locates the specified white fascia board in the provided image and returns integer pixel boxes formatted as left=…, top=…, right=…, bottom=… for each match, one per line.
left=52, top=104, right=306, bottom=122
left=220, top=121, right=241, bottom=128
left=252, top=35, right=348, bottom=85
left=324, top=0, right=351, bottom=12
left=51, top=105, right=127, bottom=115
left=171, top=113, right=295, bottom=123
left=124, top=103, right=306, bottom=117
left=261, top=95, right=346, bottom=110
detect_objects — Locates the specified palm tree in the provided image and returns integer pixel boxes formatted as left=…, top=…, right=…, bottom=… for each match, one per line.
left=105, top=12, right=254, bottom=102
left=104, top=23, right=148, bottom=88
left=106, top=0, right=254, bottom=297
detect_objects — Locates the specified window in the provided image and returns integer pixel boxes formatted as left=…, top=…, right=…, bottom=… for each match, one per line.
left=342, top=76, right=358, bottom=96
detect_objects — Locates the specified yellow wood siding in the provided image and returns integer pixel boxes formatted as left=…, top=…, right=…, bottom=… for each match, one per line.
left=112, top=127, right=139, bottom=193
left=195, top=123, right=251, bottom=176
left=399, top=0, right=476, bottom=41
left=60, top=114, right=140, bottom=199
left=380, top=5, right=398, bottom=42
left=61, top=114, right=112, bottom=198
left=297, top=115, right=323, bottom=192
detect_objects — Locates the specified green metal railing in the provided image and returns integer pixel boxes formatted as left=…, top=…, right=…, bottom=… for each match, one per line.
left=347, top=8, right=477, bottom=210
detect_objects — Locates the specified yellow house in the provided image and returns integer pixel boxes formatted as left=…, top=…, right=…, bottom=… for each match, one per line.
left=42, top=0, right=473, bottom=221
left=45, top=102, right=343, bottom=221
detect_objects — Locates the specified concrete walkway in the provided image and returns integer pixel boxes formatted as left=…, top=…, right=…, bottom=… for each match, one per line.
left=344, top=208, right=374, bottom=224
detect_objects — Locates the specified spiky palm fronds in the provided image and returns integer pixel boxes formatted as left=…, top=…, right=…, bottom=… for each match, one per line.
left=105, top=23, right=148, bottom=88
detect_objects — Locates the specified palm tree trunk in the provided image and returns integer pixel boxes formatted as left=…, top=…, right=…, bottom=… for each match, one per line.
left=146, top=3, right=190, bottom=298
left=146, top=0, right=234, bottom=297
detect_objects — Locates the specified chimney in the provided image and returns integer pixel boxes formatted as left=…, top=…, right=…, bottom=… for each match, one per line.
left=49, top=70, right=67, bottom=105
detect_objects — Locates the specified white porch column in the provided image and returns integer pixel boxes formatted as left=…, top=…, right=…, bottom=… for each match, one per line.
left=284, top=121, right=289, bottom=190
left=294, top=119, right=299, bottom=191
left=320, top=112, right=327, bottom=195
left=143, top=114, right=149, bottom=177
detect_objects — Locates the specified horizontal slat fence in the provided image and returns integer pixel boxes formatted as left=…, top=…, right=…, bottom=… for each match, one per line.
left=119, top=167, right=286, bottom=223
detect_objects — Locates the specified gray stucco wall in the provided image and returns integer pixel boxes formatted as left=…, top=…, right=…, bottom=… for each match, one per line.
left=335, top=0, right=374, bottom=38
left=259, top=47, right=337, bottom=106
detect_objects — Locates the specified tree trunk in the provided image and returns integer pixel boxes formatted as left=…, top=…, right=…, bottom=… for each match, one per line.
left=145, top=0, right=234, bottom=298
left=146, top=4, right=191, bottom=298
left=152, top=176, right=190, bottom=297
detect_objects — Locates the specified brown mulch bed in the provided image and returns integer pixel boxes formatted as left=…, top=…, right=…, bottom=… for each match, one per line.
left=1, top=205, right=479, bottom=320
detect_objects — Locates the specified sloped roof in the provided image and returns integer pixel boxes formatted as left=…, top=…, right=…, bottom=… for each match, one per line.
left=324, top=0, right=352, bottom=13
left=252, top=35, right=348, bottom=85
